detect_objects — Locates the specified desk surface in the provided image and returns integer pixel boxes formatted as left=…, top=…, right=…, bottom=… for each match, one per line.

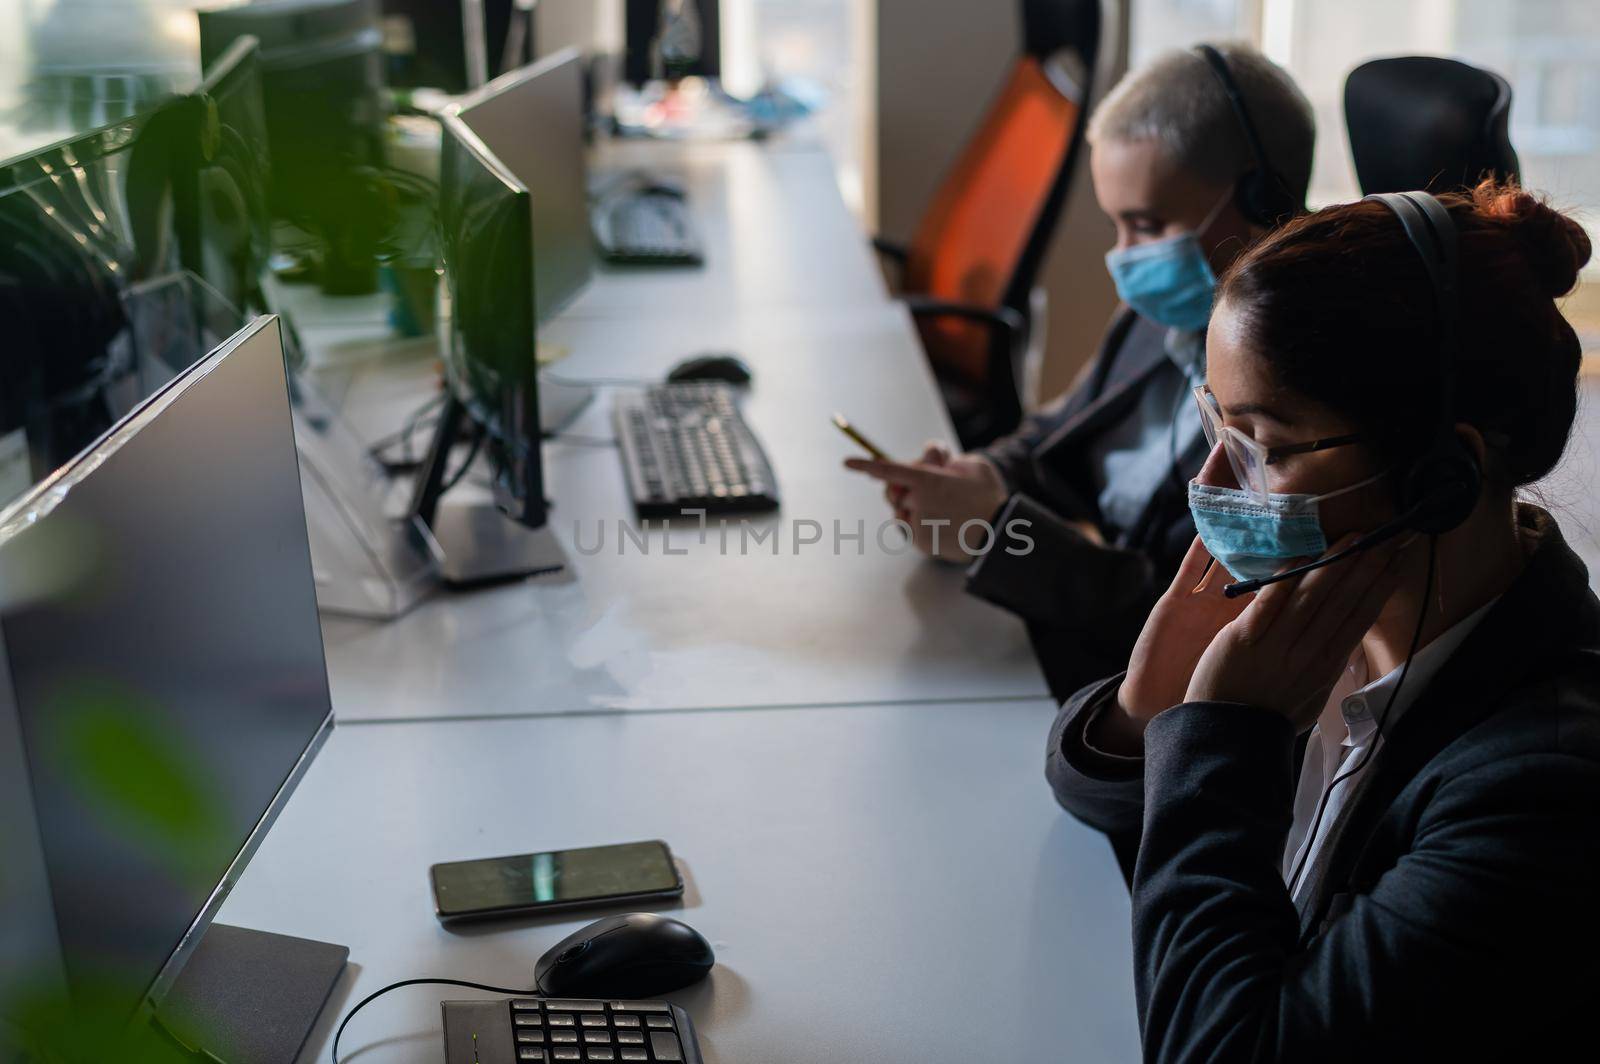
left=292, top=140, right=1048, bottom=722
left=218, top=701, right=1141, bottom=1064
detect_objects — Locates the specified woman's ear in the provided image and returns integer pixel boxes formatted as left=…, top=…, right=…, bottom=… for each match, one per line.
left=1454, top=422, right=1489, bottom=475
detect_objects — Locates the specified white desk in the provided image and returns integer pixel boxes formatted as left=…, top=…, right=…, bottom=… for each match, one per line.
left=287, top=140, right=1048, bottom=721
left=568, top=140, right=892, bottom=318
left=218, top=702, right=1142, bottom=1063
left=314, top=306, right=1046, bottom=721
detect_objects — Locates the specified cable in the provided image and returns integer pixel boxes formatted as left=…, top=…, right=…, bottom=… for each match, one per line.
left=331, top=978, right=537, bottom=1064
left=441, top=430, right=484, bottom=493
left=368, top=393, right=447, bottom=471
left=1285, top=535, right=1438, bottom=899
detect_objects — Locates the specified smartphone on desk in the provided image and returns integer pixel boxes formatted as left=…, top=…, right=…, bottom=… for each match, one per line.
left=431, top=839, right=684, bottom=923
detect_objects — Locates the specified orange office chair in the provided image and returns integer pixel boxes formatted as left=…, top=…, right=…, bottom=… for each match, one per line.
left=876, top=0, right=1100, bottom=448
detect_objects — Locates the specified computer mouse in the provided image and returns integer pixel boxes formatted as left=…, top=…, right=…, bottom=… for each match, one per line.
left=535, top=913, right=715, bottom=999
left=637, top=177, right=687, bottom=199
left=666, top=354, right=753, bottom=385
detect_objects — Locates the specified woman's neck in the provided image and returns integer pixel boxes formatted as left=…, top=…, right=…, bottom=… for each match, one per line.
left=1361, top=499, right=1528, bottom=678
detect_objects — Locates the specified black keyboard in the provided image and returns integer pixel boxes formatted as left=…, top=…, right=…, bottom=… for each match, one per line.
left=441, top=997, right=703, bottom=1064
left=594, top=193, right=703, bottom=266
left=615, top=383, right=779, bottom=518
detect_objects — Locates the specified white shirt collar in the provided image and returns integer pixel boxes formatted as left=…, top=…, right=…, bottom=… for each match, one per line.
left=1164, top=327, right=1205, bottom=379
left=1338, top=596, right=1500, bottom=747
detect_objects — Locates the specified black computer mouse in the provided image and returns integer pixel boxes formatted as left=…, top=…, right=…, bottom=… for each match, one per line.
left=666, top=353, right=753, bottom=385
left=535, top=913, right=715, bottom=999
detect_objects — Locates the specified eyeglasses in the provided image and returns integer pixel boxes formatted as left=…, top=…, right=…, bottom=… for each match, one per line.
left=1193, top=385, right=1366, bottom=503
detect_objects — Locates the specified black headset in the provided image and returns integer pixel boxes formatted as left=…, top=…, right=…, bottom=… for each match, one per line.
left=1192, top=44, right=1302, bottom=228
left=1366, top=191, right=1483, bottom=533
left=1222, top=189, right=1482, bottom=597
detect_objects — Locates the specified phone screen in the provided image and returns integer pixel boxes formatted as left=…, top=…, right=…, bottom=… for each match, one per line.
left=432, top=840, right=681, bottom=917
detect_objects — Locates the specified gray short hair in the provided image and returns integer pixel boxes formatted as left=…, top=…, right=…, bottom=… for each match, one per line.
left=1087, top=41, right=1316, bottom=205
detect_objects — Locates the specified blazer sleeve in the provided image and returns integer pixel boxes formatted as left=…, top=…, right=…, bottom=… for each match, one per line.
left=979, top=393, right=1075, bottom=497
left=965, top=493, right=1161, bottom=630
left=1045, top=673, right=1146, bottom=840
left=1133, top=701, right=1600, bottom=1063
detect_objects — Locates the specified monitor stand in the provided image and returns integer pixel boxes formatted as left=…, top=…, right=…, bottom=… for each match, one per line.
left=158, top=924, right=349, bottom=1064
left=406, top=393, right=569, bottom=587
left=411, top=504, right=568, bottom=587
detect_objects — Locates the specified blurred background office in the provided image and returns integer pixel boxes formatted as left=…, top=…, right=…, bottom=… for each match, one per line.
left=1, top=0, right=1594, bottom=386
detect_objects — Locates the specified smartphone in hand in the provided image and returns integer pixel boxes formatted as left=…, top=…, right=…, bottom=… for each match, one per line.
left=832, top=413, right=890, bottom=461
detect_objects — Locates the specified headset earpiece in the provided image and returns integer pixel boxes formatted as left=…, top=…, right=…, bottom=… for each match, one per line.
left=1193, top=44, right=1302, bottom=229
left=1365, top=190, right=1483, bottom=535
left=1402, top=438, right=1482, bottom=534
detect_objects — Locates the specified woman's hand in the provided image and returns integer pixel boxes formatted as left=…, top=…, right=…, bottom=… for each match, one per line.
left=1106, top=536, right=1253, bottom=749
left=844, top=443, right=1010, bottom=562
left=1185, top=532, right=1412, bottom=732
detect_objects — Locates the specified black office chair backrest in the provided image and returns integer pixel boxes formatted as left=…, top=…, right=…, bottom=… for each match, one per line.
left=1345, top=56, right=1520, bottom=195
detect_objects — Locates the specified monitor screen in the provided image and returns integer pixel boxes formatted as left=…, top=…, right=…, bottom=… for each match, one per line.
left=456, top=47, right=594, bottom=325
left=625, top=0, right=722, bottom=86
left=0, top=316, right=333, bottom=1019
left=0, top=99, right=204, bottom=511
left=179, top=37, right=274, bottom=323
left=437, top=114, right=546, bottom=527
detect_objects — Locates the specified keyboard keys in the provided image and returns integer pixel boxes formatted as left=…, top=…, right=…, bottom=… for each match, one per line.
left=479, top=997, right=692, bottom=1064
left=650, top=1032, right=685, bottom=1062
left=616, top=385, right=780, bottom=518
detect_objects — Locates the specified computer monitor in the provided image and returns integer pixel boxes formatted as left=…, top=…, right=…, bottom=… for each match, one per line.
left=625, top=0, right=722, bottom=86
left=408, top=113, right=565, bottom=586
left=0, top=95, right=197, bottom=510
left=196, top=0, right=386, bottom=227
left=176, top=36, right=274, bottom=326
left=380, top=0, right=519, bottom=93
left=455, top=47, right=594, bottom=325
left=0, top=316, right=342, bottom=1052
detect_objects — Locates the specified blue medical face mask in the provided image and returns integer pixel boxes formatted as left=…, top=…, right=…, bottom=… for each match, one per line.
left=1104, top=191, right=1231, bottom=331
left=1188, top=472, right=1387, bottom=583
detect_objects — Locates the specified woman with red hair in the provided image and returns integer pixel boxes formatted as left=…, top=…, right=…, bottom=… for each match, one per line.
left=1047, top=181, right=1599, bottom=1060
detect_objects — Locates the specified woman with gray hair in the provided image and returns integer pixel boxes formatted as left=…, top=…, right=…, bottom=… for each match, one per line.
left=846, top=42, right=1315, bottom=703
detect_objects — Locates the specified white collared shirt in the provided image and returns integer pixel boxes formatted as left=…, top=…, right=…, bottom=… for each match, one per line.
left=1283, top=598, right=1499, bottom=902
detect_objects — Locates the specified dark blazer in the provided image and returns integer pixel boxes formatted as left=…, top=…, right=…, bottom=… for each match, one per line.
left=1046, top=504, right=1600, bottom=1062
left=967, top=308, right=1203, bottom=700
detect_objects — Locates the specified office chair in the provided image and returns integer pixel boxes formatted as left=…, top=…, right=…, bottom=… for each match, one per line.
left=1345, top=56, right=1520, bottom=196
left=876, top=0, right=1100, bottom=448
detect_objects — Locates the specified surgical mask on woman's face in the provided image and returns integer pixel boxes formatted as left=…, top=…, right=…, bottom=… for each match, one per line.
left=1188, top=471, right=1388, bottom=583
left=1104, top=190, right=1233, bottom=331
